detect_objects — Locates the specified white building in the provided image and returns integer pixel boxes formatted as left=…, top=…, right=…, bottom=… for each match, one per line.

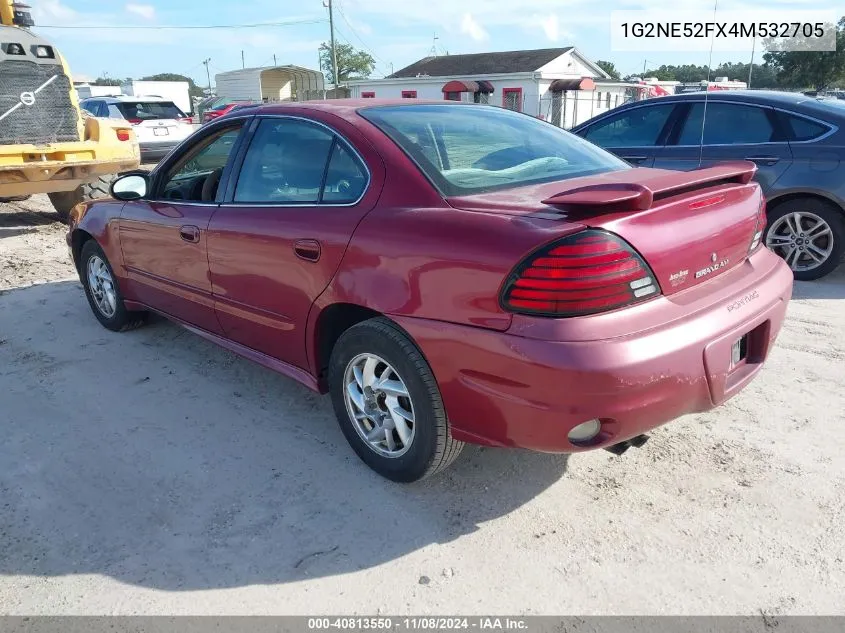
left=121, top=80, right=192, bottom=115
left=347, top=47, right=635, bottom=128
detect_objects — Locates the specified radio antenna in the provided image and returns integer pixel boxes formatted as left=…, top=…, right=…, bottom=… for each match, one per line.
left=698, top=0, right=718, bottom=167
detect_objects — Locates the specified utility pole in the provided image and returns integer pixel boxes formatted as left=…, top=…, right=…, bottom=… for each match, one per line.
left=241, top=50, right=245, bottom=69
left=202, top=58, right=211, bottom=92
left=747, top=38, right=755, bottom=88
left=325, top=0, right=339, bottom=87
left=273, top=53, right=277, bottom=66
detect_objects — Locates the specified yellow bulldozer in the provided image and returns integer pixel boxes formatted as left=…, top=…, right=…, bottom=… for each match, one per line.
left=0, top=0, right=140, bottom=221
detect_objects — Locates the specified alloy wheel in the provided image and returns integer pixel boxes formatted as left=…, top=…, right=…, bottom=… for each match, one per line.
left=765, top=211, right=834, bottom=272
left=87, top=255, right=118, bottom=318
left=343, top=353, right=416, bottom=458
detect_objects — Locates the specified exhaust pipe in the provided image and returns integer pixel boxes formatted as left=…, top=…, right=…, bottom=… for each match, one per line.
left=605, top=434, right=649, bottom=456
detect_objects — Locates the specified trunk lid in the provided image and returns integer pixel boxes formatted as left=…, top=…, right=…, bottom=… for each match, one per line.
left=447, top=163, right=764, bottom=296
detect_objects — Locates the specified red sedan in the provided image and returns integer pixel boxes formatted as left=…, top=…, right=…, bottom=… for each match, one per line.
left=67, top=100, right=793, bottom=482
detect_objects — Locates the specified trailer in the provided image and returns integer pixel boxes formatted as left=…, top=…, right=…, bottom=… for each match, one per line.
left=121, top=80, right=191, bottom=114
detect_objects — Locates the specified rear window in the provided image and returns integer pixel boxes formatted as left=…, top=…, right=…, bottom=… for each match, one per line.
left=115, top=101, right=185, bottom=121
left=359, top=104, right=628, bottom=196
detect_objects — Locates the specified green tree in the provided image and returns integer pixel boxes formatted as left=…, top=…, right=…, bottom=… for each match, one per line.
left=141, top=73, right=206, bottom=99
left=319, top=42, right=375, bottom=84
left=92, top=76, right=126, bottom=86
left=595, top=60, right=620, bottom=80
left=763, top=17, right=845, bottom=91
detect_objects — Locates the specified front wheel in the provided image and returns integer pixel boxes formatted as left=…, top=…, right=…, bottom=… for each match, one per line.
left=328, top=317, right=464, bottom=482
left=765, top=198, right=845, bottom=281
left=48, top=174, right=117, bottom=223
left=79, top=240, right=147, bottom=332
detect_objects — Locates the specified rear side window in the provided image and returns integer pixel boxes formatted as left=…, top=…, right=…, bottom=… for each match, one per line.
left=784, top=114, right=830, bottom=141
left=234, top=119, right=338, bottom=204
left=116, top=101, right=186, bottom=121
left=677, top=102, right=776, bottom=145
left=322, top=143, right=367, bottom=203
left=582, top=104, right=675, bottom=147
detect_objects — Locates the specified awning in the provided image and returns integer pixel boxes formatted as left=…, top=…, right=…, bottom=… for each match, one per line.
left=549, top=77, right=596, bottom=92
left=442, top=79, right=479, bottom=93
left=476, top=80, right=494, bottom=93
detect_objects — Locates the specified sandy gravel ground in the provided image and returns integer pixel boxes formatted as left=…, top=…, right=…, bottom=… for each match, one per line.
left=1, top=197, right=844, bottom=615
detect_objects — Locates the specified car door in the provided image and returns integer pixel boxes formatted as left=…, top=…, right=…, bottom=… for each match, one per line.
left=653, top=101, right=793, bottom=194
left=118, top=121, right=248, bottom=333
left=207, top=115, right=383, bottom=371
left=576, top=102, right=678, bottom=167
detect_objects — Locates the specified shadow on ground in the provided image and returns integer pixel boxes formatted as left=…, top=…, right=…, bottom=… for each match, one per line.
left=792, top=265, right=845, bottom=300
left=0, top=280, right=569, bottom=591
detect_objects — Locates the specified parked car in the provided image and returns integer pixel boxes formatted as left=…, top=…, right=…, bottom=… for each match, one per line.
left=572, top=91, right=845, bottom=280
left=80, top=96, right=194, bottom=162
left=66, top=101, right=792, bottom=482
left=201, top=100, right=253, bottom=124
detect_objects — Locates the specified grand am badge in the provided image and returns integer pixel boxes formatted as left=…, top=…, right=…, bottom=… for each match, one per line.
left=695, top=256, right=730, bottom=279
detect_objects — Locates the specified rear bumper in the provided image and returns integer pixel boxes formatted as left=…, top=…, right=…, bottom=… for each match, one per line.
left=392, top=248, right=793, bottom=452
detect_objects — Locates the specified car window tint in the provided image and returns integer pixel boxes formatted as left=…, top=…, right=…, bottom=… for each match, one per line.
left=116, top=101, right=185, bottom=121
left=81, top=101, right=98, bottom=115
left=784, top=114, right=829, bottom=141
left=159, top=126, right=242, bottom=202
left=234, top=119, right=334, bottom=204
left=678, top=103, right=775, bottom=145
left=321, top=142, right=367, bottom=203
left=582, top=104, right=675, bottom=147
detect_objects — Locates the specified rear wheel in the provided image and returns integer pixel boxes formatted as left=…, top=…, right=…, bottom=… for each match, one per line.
left=48, top=174, right=117, bottom=223
left=328, top=317, right=464, bottom=482
left=765, top=198, right=845, bottom=281
left=79, top=240, right=147, bottom=332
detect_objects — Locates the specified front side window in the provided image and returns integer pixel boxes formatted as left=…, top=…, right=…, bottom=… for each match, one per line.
left=582, top=103, right=675, bottom=147
left=360, top=104, right=628, bottom=196
left=159, top=125, right=243, bottom=202
left=677, top=102, right=776, bottom=145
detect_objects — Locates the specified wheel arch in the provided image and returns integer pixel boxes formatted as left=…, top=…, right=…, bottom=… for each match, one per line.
left=766, top=190, right=845, bottom=217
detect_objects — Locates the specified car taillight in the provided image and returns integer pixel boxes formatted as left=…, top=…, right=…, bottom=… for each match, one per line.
left=127, top=118, right=142, bottom=125
left=115, top=128, right=131, bottom=141
left=501, top=230, right=660, bottom=317
left=178, top=117, right=193, bottom=124
left=749, top=196, right=766, bottom=254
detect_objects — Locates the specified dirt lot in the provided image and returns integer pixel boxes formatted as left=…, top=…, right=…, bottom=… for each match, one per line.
left=1, top=196, right=844, bottom=615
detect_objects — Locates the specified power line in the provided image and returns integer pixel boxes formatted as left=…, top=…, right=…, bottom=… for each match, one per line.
left=335, top=0, right=391, bottom=73
left=37, top=18, right=326, bottom=30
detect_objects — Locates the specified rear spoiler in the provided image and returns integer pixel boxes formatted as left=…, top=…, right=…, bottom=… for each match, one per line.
left=541, top=162, right=757, bottom=212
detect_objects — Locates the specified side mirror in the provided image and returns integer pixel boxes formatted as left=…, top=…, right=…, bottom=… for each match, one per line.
left=111, top=172, right=149, bottom=201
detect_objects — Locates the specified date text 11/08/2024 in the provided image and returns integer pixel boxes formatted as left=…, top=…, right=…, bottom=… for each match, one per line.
left=307, top=617, right=528, bottom=630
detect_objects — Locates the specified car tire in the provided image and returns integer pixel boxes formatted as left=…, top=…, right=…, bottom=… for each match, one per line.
left=79, top=240, right=147, bottom=332
left=765, top=198, right=845, bottom=281
left=328, top=317, right=464, bottom=482
left=48, top=174, right=116, bottom=223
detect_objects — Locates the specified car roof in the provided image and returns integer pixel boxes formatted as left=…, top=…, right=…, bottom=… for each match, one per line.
left=87, top=96, right=177, bottom=103
left=227, top=98, right=477, bottom=118
left=574, top=90, right=845, bottom=129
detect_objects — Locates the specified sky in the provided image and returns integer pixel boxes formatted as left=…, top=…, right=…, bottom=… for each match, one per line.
left=26, top=0, right=842, bottom=87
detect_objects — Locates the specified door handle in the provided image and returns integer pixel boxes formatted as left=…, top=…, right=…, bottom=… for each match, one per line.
left=745, top=156, right=780, bottom=166
left=621, top=155, right=648, bottom=164
left=294, top=239, right=321, bottom=262
left=179, top=225, right=200, bottom=243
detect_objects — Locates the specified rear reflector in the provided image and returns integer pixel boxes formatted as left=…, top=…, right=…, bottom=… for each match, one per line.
left=501, top=230, right=660, bottom=317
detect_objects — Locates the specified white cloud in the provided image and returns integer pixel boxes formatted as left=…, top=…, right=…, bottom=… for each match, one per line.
left=460, top=13, right=489, bottom=42
left=125, top=3, right=156, bottom=20
left=537, top=14, right=560, bottom=42
left=31, top=0, right=78, bottom=23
